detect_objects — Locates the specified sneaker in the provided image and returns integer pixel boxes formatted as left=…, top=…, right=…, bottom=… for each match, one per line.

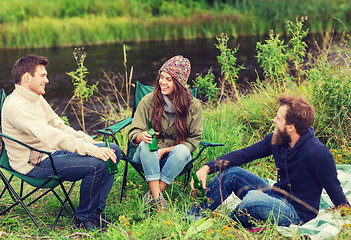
left=73, top=217, right=103, bottom=231
left=142, top=191, right=167, bottom=214
left=158, top=192, right=167, bottom=210
left=142, top=190, right=153, bottom=205
left=183, top=210, right=205, bottom=222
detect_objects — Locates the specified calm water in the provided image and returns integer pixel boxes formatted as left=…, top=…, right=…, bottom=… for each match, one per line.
left=0, top=36, right=265, bottom=130
left=0, top=37, right=262, bottom=99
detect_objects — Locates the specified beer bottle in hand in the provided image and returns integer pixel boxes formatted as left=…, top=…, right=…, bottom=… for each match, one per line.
left=105, top=139, right=119, bottom=174
left=147, top=118, right=158, bottom=151
left=192, top=171, right=206, bottom=200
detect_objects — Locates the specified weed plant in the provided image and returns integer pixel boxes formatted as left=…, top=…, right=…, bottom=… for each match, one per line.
left=62, top=47, right=98, bottom=132
left=193, top=68, right=218, bottom=105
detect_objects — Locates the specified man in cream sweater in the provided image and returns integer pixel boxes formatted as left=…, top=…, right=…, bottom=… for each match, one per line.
left=1, top=54, right=121, bottom=231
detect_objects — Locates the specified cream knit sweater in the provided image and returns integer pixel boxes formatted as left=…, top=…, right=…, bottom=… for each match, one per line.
left=1, top=85, right=99, bottom=174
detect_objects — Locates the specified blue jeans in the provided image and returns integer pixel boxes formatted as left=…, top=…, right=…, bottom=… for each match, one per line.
left=26, top=143, right=121, bottom=221
left=132, top=141, right=192, bottom=185
left=191, top=166, right=301, bottom=228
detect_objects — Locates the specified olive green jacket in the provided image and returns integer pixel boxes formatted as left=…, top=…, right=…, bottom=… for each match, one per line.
left=128, top=93, right=203, bottom=153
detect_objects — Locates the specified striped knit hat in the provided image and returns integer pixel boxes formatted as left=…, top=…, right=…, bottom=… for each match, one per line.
left=159, top=55, right=191, bottom=88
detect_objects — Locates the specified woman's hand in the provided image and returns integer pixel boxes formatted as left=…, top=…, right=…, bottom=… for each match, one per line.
left=136, top=131, right=159, bottom=144
left=190, top=165, right=210, bottom=190
left=157, top=148, right=169, bottom=161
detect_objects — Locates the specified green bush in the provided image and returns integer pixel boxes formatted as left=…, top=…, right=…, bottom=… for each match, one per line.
left=193, top=68, right=219, bottom=105
left=307, top=34, right=351, bottom=148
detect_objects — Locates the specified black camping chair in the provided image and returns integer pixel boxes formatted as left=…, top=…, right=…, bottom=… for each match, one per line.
left=98, top=81, right=224, bottom=202
left=0, top=89, right=76, bottom=232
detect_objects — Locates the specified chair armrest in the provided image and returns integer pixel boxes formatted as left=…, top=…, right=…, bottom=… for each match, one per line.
left=0, top=133, right=61, bottom=176
left=192, top=141, right=225, bottom=162
left=98, top=117, right=133, bottom=136
left=200, top=141, right=225, bottom=148
left=0, top=133, right=51, bottom=155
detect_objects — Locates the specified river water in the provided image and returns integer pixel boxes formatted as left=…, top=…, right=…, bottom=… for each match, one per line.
left=0, top=36, right=270, bottom=131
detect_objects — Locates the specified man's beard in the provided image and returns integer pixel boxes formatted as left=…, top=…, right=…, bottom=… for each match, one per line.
left=271, top=127, right=291, bottom=146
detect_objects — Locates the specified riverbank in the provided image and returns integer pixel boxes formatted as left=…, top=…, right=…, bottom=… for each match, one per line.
left=0, top=0, right=350, bottom=49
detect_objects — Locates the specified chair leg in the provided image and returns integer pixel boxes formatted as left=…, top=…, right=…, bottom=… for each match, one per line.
left=0, top=171, right=43, bottom=232
left=51, top=182, right=76, bottom=231
left=20, top=179, right=24, bottom=197
left=57, top=181, right=76, bottom=215
left=27, top=189, right=52, bottom=207
left=119, top=161, right=128, bottom=203
left=183, top=170, right=190, bottom=188
left=1, top=179, right=52, bottom=213
left=0, top=174, right=16, bottom=201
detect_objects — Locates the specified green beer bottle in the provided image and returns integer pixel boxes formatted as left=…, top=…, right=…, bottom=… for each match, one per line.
left=192, top=171, right=206, bottom=200
left=105, top=139, right=118, bottom=174
left=147, top=118, right=158, bottom=151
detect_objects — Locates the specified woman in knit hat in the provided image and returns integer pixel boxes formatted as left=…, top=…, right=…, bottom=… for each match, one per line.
left=128, top=55, right=203, bottom=211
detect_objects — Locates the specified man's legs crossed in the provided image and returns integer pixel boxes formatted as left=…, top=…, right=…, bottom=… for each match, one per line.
left=231, top=190, right=300, bottom=228
left=191, top=166, right=270, bottom=212
left=27, top=143, right=121, bottom=222
left=189, top=166, right=300, bottom=227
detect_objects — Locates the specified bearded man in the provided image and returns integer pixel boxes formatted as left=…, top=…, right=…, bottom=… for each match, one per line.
left=186, top=95, right=349, bottom=228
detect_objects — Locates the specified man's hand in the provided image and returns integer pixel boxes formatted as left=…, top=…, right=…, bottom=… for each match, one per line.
left=94, top=147, right=117, bottom=162
left=190, top=165, right=210, bottom=190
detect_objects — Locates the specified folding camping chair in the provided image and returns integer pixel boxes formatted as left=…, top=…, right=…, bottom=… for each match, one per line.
left=0, top=89, right=76, bottom=232
left=98, top=81, right=224, bottom=202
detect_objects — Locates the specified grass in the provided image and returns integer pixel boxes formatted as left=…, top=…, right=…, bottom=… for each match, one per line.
left=0, top=0, right=351, bottom=49
left=1, top=91, right=351, bottom=238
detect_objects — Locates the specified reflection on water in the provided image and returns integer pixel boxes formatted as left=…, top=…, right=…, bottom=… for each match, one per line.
left=0, top=37, right=263, bottom=130
left=0, top=37, right=262, bottom=99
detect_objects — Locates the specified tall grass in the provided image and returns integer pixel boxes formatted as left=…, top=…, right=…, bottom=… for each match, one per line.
left=0, top=14, right=244, bottom=49
left=0, top=0, right=351, bottom=49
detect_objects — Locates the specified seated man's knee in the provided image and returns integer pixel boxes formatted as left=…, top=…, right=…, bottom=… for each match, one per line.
left=235, top=190, right=266, bottom=214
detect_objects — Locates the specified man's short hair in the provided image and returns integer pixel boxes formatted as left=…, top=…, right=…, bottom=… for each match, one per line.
left=279, top=95, right=315, bottom=135
left=12, top=54, right=49, bottom=84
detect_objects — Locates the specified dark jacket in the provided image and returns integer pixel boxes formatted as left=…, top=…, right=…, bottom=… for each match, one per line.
left=206, top=128, right=349, bottom=223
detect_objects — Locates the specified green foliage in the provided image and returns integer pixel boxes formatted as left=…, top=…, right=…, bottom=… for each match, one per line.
left=62, top=48, right=98, bottom=132
left=256, top=31, right=289, bottom=91
left=193, top=68, right=219, bottom=105
left=287, top=16, right=309, bottom=84
left=60, top=116, right=70, bottom=126
left=69, top=48, right=97, bottom=102
left=256, top=16, right=309, bottom=91
left=216, top=33, right=245, bottom=99
left=1, top=0, right=351, bottom=49
left=307, top=34, right=351, bottom=148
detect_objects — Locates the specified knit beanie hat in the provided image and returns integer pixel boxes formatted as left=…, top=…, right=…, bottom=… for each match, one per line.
left=159, top=55, right=191, bottom=88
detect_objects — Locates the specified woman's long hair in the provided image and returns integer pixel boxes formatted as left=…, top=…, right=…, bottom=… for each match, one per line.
left=151, top=75, right=192, bottom=144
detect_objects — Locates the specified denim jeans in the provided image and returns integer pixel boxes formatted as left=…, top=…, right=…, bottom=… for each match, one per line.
left=132, top=141, right=192, bottom=185
left=26, top=142, right=121, bottom=221
left=191, top=166, right=301, bottom=228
